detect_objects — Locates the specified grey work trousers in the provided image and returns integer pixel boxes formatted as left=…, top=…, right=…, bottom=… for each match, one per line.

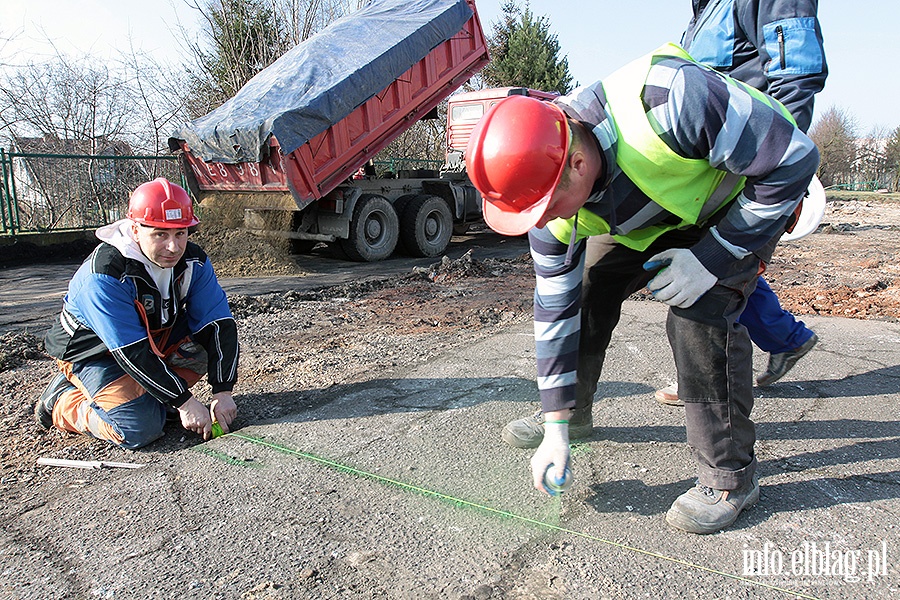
left=575, top=228, right=776, bottom=490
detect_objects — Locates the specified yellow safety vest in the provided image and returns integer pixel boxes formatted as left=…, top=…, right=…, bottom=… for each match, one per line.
left=548, top=42, right=794, bottom=250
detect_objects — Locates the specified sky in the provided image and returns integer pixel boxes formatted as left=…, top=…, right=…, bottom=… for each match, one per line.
left=1, top=0, right=898, bottom=135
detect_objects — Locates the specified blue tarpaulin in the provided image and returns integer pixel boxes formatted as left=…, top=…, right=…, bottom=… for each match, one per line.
left=169, top=0, right=473, bottom=164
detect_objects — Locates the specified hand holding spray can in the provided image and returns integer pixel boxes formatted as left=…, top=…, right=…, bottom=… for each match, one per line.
left=542, top=463, right=573, bottom=496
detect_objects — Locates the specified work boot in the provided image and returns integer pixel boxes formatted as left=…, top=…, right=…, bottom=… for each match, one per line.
left=665, top=476, right=760, bottom=534
left=756, top=333, right=819, bottom=387
left=501, top=407, right=593, bottom=449
left=654, top=383, right=683, bottom=407
left=34, top=372, right=74, bottom=429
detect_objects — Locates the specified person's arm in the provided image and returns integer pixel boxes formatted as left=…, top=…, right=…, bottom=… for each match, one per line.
left=529, top=226, right=586, bottom=414
left=738, top=0, right=827, bottom=132
left=526, top=226, right=587, bottom=493
left=75, top=273, right=193, bottom=407
left=183, top=249, right=239, bottom=394
left=648, top=60, right=820, bottom=279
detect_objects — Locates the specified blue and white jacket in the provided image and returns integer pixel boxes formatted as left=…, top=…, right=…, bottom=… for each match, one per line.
left=44, top=220, right=239, bottom=408
left=682, top=0, right=827, bottom=132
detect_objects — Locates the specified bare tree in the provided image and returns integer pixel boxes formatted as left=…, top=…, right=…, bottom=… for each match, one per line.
left=118, top=43, right=192, bottom=157
left=176, top=0, right=364, bottom=117
left=884, top=126, right=900, bottom=192
left=0, top=26, right=23, bottom=69
left=375, top=103, right=448, bottom=174
left=809, top=106, right=858, bottom=188
left=0, top=53, right=134, bottom=148
left=0, top=47, right=185, bottom=231
left=854, top=126, right=890, bottom=191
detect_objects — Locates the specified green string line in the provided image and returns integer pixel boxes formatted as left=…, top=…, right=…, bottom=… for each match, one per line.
left=225, top=432, right=821, bottom=600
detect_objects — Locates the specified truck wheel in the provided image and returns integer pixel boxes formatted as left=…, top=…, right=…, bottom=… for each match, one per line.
left=392, top=193, right=419, bottom=221
left=340, top=194, right=399, bottom=262
left=400, top=195, right=453, bottom=257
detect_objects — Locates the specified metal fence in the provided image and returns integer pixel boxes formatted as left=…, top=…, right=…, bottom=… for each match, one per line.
left=0, top=149, right=185, bottom=235
left=824, top=181, right=883, bottom=192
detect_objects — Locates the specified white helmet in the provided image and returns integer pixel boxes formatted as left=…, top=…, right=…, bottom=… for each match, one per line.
left=782, top=175, right=825, bottom=242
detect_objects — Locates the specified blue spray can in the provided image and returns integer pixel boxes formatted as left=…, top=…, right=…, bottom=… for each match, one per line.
left=542, top=463, right=573, bottom=496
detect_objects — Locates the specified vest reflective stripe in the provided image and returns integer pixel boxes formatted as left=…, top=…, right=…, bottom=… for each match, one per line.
left=548, top=43, right=792, bottom=251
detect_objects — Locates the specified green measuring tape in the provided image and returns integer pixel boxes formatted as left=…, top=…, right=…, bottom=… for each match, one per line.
left=209, top=431, right=821, bottom=600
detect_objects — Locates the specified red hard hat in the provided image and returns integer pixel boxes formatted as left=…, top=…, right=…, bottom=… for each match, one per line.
left=128, top=178, right=199, bottom=228
left=465, top=95, right=569, bottom=236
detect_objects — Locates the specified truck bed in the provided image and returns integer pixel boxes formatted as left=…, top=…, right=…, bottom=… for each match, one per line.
left=170, top=0, right=488, bottom=208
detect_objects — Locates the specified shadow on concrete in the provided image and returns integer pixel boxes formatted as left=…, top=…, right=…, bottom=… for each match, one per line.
left=583, top=467, right=900, bottom=533
left=231, top=376, right=666, bottom=428
left=758, top=365, right=900, bottom=398
left=583, top=421, right=900, bottom=525
left=585, top=478, right=695, bottom=516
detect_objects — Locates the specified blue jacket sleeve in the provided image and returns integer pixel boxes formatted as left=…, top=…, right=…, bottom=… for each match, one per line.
left=740, top=0, right=827, bottom=132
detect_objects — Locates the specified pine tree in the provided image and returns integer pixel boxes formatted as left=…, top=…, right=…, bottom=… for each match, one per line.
left=481, top=1, right=573, bottom=94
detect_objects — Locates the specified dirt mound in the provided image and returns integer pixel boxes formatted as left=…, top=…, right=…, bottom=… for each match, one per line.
left=0, top=332, right=45, bottom=372
left=227, top=251, right=534, bottom=320
left=408, top=248, right=531, bottom=283
left=191, top=225, right=303, bottom=278
left=765, top=198, right=900, bottom=322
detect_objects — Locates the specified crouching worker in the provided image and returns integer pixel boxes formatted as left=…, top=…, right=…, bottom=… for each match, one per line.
left=35, top=178, right=239, bottom=448
left=465, top=43, right=819, bottom=533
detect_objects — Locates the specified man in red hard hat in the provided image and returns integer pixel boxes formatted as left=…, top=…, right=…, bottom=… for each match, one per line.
left=36, top=178, right=239, bottom=448
left=466, top=43, right=820, bottom=533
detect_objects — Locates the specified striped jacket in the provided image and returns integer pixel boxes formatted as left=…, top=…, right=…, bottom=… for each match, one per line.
left=531, top=51, right=820, bottom=412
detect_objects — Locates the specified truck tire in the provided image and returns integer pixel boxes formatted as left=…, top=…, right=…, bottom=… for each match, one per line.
left=399, top=195, right=453, bottom=257
left=392, top=193, right=419, bottom=222
left=340, top=194, right=399, bottom=262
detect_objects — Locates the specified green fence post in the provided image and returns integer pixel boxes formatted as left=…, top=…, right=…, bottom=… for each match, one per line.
left=0, top=148, right=15, bottom=235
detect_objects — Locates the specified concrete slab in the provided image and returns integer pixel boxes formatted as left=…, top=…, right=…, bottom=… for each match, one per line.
left=5, top=301, right=899, bottom=599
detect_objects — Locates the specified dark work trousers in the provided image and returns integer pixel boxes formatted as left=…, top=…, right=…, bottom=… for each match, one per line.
left=575, top=227, right=778, bottom=490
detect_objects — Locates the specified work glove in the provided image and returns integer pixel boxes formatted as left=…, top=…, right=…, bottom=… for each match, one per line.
left=644, top=248, right=717, bottom=309
left=531, top=422, right=570, bottom=496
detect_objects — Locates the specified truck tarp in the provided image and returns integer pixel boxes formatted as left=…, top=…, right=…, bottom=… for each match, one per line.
left=168, top=0, right=473, bottom=164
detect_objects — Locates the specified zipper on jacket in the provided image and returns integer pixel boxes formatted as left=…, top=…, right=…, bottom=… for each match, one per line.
left=776, top=25, right=786, bottom=70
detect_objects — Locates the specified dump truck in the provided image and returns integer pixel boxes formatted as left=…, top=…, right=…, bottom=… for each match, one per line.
left=170, top=0, right=551, bottom=262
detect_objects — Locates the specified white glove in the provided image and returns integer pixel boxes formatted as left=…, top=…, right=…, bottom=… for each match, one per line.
left=531, top=422, right=570, bottom=495
left=644, top=248, right=717, bottom=308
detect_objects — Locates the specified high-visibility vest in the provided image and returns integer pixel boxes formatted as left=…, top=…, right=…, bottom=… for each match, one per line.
left=548, top=42, right=794, bottom=251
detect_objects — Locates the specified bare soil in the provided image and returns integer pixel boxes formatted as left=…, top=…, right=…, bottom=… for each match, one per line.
left=2, top=192, right=899, bottom=493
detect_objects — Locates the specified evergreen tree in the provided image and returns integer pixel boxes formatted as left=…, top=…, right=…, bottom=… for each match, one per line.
left=481, top=1, right=573, bottom=94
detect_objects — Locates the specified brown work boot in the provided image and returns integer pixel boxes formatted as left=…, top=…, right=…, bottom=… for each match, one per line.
left=665, top=476, right=760, bottom=534
left=756, top=333, right=818, bottom=387
left=501, top=407, right=593, bottom=449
